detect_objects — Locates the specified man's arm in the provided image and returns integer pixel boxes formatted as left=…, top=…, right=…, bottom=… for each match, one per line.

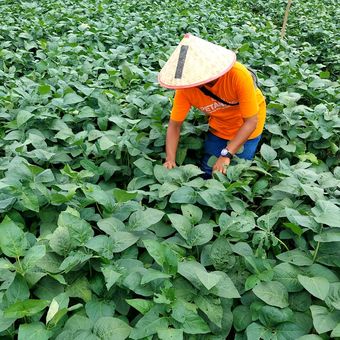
left=164, top=119, right=183, bottom=169
left=213, top=114, right=258, bottom=174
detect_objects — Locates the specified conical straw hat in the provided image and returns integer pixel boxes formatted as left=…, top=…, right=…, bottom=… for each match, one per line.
left=158, top=33, right=236, bottom=89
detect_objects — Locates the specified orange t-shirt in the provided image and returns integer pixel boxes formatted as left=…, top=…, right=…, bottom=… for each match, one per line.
left=170, top=62, right=266, bottom=140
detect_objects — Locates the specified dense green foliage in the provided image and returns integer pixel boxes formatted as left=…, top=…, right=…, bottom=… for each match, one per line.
left=0, top=0, right=339, bottom=339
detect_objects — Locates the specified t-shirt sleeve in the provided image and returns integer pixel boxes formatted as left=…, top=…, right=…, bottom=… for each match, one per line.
left=235, top=69, right=259, bottom=118
left=170, top=90, right=192, bottom=122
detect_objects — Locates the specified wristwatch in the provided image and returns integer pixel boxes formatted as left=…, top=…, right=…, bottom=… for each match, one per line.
left=220, top=147, right=234, bottom=159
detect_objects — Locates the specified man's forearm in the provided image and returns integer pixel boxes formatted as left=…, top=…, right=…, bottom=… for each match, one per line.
left=227, top=116, right=258, bottom=154
left=165, top=121, right=181, bottom=162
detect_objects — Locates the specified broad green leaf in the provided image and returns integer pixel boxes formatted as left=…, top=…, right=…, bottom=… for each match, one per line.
left=101, top=266, right=122, bottom=290
left=0, top=216, right=28, bottom=258
left=63, top=92, right=84, bottom=105
left=188, top=223, right=214, bottom=246
left=168, top=213, right=192, bottom=240
left=134, top=158, right=153, bottom=175
left=129, top=306, right=169, bottom=339
left=85, top=300, right=115, bottom=322
left=17, top=110, right=33, bottom=127
left=195, top=295, right=223, bottom=327
left=310, top=305, right=340, bottom=334
left=260, top=144, right=277, bottom=162
left=128, top=208, right=164, bottom=231
left=253, top=281, right=289, bottom=308
left=157, top=329, right=183, bottom=340
left=159, top=182, right=179, bottom=198
left=198, top=189, right=226, bottom=210
left=22, top=245, right=46, bottom=271
left=314, top=228, right=340, bottom=242
left=181, top=204, right=203, bottom=224
left=85, top=235, right=114, bottom=259
left=258, top=306, right=294, bottom=327
left=93, top=316, right=131, bottom=340
left=178, top=260, right=220, bottom=290
left=5, top=274, right=30, bottom=305
left=111, top=232, right=139, bottom=252
left=4, top=299, right=50, bottom=318
left=276, top=249, right=313, bottom=266
left=169, top=186, right=196, bottom=204
left=246, top=322, right=272, bottom=340
left=140, top=268, right=171, bottom=284
left=126, top=299, right=154, bottom=315
left=66, top=277, right=92, bottom=302
left=273, top=263, right=302, bottom=292
left=18, top=322, right=50, bottom=340
left=325, top=282, right=340, bottom=310
left=171, top=300, right=210, bottom=335
left=233, top=305, right=252, bottom=331
left=113, top=188, right=138, bottom=203
left=331, top=323, right=340, bottom=337
left=312, top=200, right=340, bottom=227
left=209, top=271, right=240, bottom=299
left=0, top=310, right=15, bottom=332
left=297, top=275, right=330, bottom=300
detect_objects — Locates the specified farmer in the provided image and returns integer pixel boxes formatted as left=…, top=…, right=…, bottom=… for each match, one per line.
left=158, top=34, right=266, bottom=178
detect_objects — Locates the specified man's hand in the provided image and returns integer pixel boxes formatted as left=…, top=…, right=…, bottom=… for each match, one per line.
left=164, top=160, right=177, bottom=169
left=213, top=156, right=230, bottom=174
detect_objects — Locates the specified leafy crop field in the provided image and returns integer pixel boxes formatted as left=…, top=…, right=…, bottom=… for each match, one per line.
left=0, top=0, right=339, bottom=339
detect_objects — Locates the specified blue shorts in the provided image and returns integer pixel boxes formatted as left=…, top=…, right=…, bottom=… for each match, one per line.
left=201, top=131, right=262, bottom=177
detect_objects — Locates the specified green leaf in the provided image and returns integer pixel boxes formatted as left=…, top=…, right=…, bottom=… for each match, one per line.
left=297, top=275, right=330, bottom=300
left=17, top=110, right=33, bottom=127
left=169, top=186, right=196, bottom=204
left=198, top=189, right=226, bottom=210
left=18, top=322, right=50, bottom=340
left=0, top=216, right=28, bottom=258
left=258, top=306, right=294, bottom=327
left=181, top=204, right=203, bottom=224
left=171, top=300, right=210, bottom=335
left=331, top=323, right=340, bottom=338
left=253, top=281, right=289, bottom=308
left=326, top=282, right=340, bottom=310
left=126, top=299, right=154, bottom=315
left=168, top=213, right=192, bottom=240
left=157, top=329, right=183, bottom=340
left=276, top=249, right=313, bottom=266
left=129, top=306, right=169, bottom=339
left=111, top=232, right=139, bottom=252
left=22, top=245, right=46, bottom=271
left=4, top=299, right=50, bottom=319
left=178, top=260, right=220, bottom=290
left=273, top=263, right=302, bottom=292
left=85, top=300, right=115, bottom=322
left=233, top=305, right=252, bottom=331
left=113, top=188, right=138, bottom=203
left=260, top=144, right=277, bottom=162
left=64, top=92, right=85, bottom=105
left=85, top=235, right=114, bottom=259
left=38, top=84, right=51, bottom=95
left=128, top=208, right=164, bottom=231
left=195, top=295, right=223, bottom=327
left=312, top=200, right=340, bottom=227
left=188, top=223, right=214, bottom=246
left=310, top=305, right=340, bottom=334
left=314, top=228, right=340, bottom=242
left=134, top=158, right=153, bottom=176
left=101, top=266, right=122, bottom=290
left=93, top=316, right=131, bottom=340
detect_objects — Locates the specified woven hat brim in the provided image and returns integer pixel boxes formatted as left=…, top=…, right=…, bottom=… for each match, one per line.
left=158, top=34, right=236, bottom=89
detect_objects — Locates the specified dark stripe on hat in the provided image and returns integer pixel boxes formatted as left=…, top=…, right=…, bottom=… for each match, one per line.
left=175, top=45, right=189, bottom=79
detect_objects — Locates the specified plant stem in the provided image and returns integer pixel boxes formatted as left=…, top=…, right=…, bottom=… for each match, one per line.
left=312, top=241, right=320, bottom=263
left=281, top=0, right=293, bottom=38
